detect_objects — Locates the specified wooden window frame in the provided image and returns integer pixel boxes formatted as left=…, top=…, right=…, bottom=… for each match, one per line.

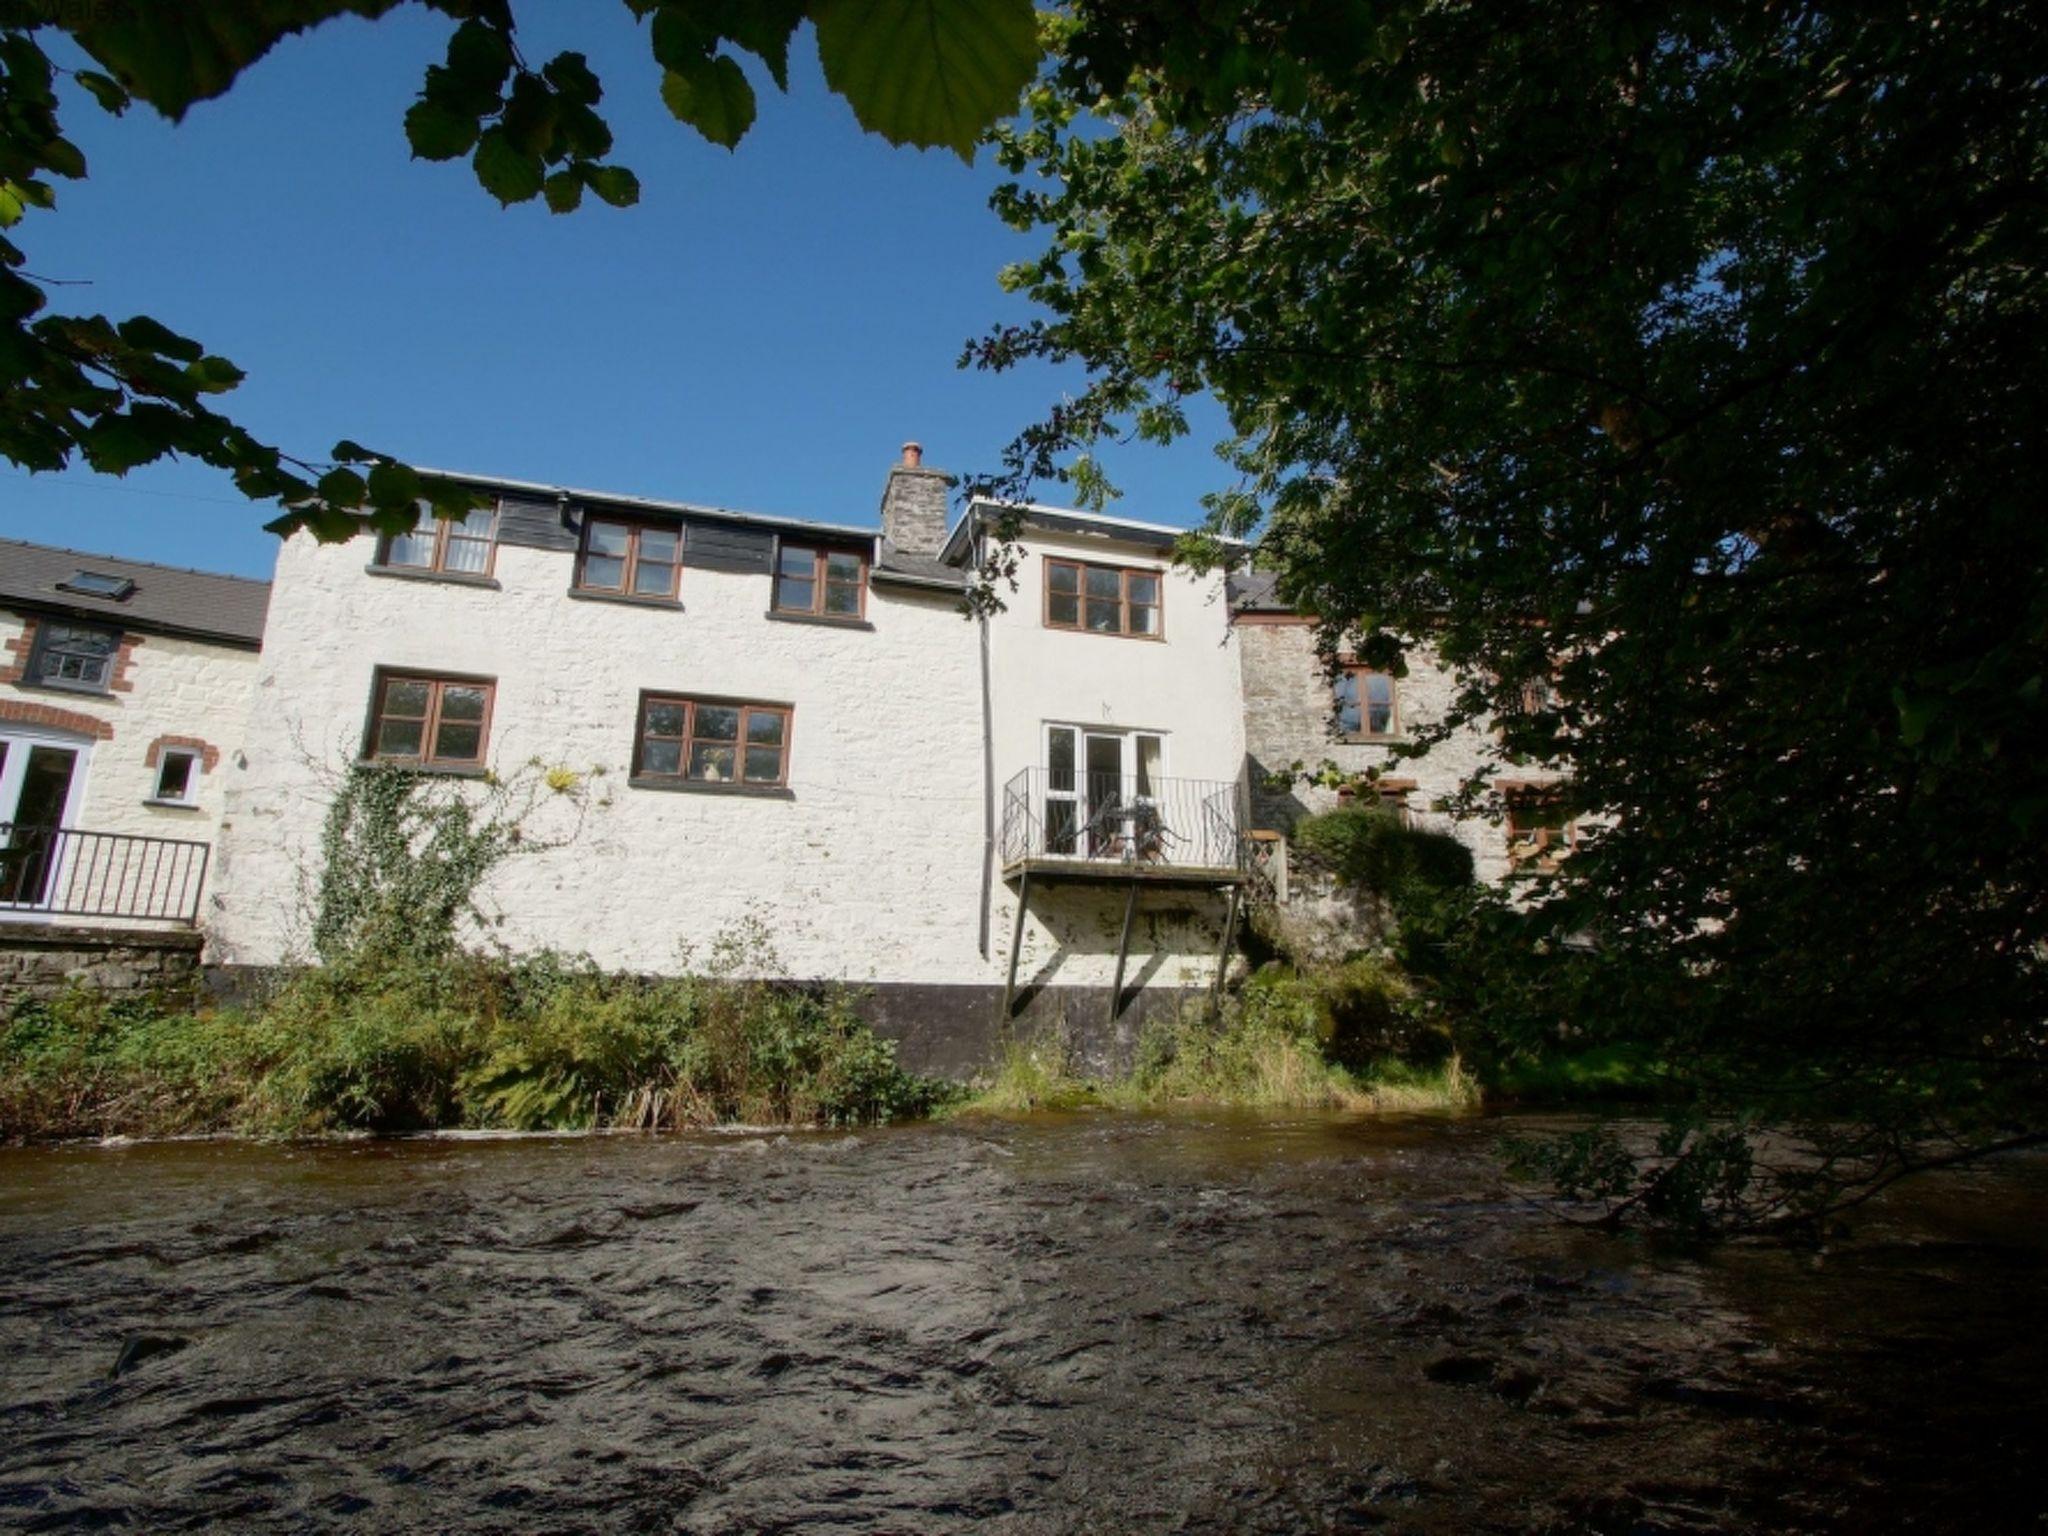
left=631, top=691, right=794, bottom=790
left=1336, top=666, right=1400, bottom=741
left=361, top=669, right=497, bottom=772
left=574, top=515, right=683, bottom=601
left=1502, top=782, right=1576, bottom=868
left=772, top=540, right=868, bottom=620
left=376, top=503, right=499, bottom=578
left=27, top=620, right=120, bottom=694
left=1042, top=557, right=1166, bottom=640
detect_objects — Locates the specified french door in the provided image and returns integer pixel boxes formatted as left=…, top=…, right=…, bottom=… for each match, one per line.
left=1043, top=725, right=1165, bottom=860
left=0, top=729, right=89, bottom=913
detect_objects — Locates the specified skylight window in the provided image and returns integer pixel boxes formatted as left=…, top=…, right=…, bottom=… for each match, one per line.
left=57, top=570, right=136, bottom=601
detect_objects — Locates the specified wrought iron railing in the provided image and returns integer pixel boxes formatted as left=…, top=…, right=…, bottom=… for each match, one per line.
left=1000, top=768, right=1246, bottom=873
left=0, top=823, right=211, bottom=925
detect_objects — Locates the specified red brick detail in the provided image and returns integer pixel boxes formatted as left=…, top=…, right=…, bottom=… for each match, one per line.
left=109, top=631, right=143, bottom=694
left=0, top=699, right=113, bottom=740
left=1, top=618, right=36, bottom=685
left=145, top=734, right=219, bottom=773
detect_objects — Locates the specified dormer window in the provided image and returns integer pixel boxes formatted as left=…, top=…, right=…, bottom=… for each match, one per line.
left=56, top=570, right=135, bottom=601
left=27, top=621, right=120, bottom=693
left=773, top=543, right=866, bottom=619
left=378, top=505, right=497, bottom=577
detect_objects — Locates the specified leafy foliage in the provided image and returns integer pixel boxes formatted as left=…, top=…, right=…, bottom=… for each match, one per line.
left=969, top=1, right=2048, bottom=1222
left=0, top=0, right=1038, bottom=538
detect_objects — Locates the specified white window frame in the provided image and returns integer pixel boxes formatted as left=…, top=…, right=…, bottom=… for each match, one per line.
left=147, top=747, right=202, bottom=807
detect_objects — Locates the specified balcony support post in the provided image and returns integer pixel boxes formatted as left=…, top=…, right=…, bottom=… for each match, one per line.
left=1209, top=882, right=1243, bottom=1017
left=1108, top=879, right=1140, bottom=1023
left=1001, top=868, right=1032, bottom=1022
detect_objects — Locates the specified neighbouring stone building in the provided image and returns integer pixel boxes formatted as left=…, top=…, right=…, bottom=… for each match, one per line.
left=1230, top=570, right=1571, bottom=887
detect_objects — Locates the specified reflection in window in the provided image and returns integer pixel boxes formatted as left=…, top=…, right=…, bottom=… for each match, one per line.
left=578, top=518, right=681, bottom=599
left=635, top=695, right=791, bottom=787
left=1336, top=668, right=1398, bottom=737
left=364, top=672, right=494, bottom=769
left=775, top=544, right=866, bottom=618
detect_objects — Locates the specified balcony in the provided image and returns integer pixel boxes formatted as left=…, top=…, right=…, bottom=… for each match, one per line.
left=999, top=768, right=1247, bottom=887
left=0, top=824, right=212, bottom=926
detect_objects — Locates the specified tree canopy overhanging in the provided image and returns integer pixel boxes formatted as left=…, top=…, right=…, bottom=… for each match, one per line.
left=967, top=0, right=2048, bottom=1226
left=0, top=0, right=1040, bottom=538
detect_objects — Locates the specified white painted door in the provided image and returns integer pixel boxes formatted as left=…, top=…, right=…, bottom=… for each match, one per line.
left=0, top=729, right=90, bottom=914
left=1042, top=725, right=1167, bottom=859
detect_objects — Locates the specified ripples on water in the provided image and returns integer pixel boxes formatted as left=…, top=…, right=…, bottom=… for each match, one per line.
left=0, top=1114, right=2041, bottom=1533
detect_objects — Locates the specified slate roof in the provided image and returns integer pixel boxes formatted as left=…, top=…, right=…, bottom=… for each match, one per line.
left=0, top=537, right=270, bottom=647
left=873, top=544, right=965, bottom=590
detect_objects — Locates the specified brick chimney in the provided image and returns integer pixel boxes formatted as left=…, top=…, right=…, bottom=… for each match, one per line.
left=878, top=441, right=953, bottom=558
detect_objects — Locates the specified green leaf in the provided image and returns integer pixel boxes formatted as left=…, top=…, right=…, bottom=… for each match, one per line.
left=580, top=164, right=641, bottom=208
left=650, top=6, right=716, bottom=74
left=75, top=69, right=131, bottom=116
left=472, top=127, right=545, bottom=205
left=542, top=51, right=603, bottom=107
left=0, top=185, right=22, bottom=230
left=116, top=315, right=205, bottom=362
left=713, top=0, right=803, bottom=91
left=80, top=415, right=163, bottom=474
left=445, top=17, right=514, bottom=93
left=542, top=170, right=584, bottom=214
left=330, top=438, right=376, bottom=462
left=812, top=0, right=1038, bottom=161
left=317, top=467, right=367, bottom=505
left=40, top=138, right=87, bottom=180
left=365, top=459, right=423, bottom=509
left=404, top=98, right=479, bottom=161
left=186, top=355, right=247, bottom=392
left=660, top=55, right=756, bottom=149
left=70, top=2, right=404, bottom=121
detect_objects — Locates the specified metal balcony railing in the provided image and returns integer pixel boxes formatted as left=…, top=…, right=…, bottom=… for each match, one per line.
left=1000, top=768, right=1246, bottom=875
left=0, top=823, right=211, bottom=926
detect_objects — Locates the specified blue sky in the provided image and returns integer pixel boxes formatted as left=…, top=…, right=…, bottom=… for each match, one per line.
left=5, top=8, right=1227, bottom=580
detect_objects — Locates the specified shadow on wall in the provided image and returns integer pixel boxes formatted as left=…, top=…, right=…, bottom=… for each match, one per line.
left=1245, top=751, right=1317, bottom=833
left=1006, top=882, right=1231, bottom=1019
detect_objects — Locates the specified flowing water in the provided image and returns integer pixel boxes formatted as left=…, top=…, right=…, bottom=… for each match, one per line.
left=0, top=1113, right=2040, bottom=1533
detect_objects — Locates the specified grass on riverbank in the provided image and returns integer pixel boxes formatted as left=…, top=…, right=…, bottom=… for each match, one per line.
left=0, top=949, right=954, bottom=1142
left=951, top=989, right=1480, bottom=1117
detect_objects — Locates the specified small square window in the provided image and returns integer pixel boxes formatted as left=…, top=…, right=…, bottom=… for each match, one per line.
left=152, top=750, right=199, bottom=805
left=56, top=570, right=136, bottom=601
left=363, top=671, right=495, bottom=770
left=576, top=517, right=680, bottom=599
left=379, top=504, right=497, bottom=576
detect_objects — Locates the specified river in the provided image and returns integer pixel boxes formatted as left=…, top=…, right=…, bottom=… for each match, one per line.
left=0, top=1113, right=2041, bottom=1532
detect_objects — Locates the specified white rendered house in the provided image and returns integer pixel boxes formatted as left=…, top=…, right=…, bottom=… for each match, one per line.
left=204, top=449, right=1250, bottom=1068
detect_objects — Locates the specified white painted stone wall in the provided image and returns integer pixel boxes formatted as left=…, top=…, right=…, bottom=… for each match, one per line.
left=1, top=606, right=259, bottom=849
left=209, top=530, right=993, bottom=981
left=1234, top=618, right=1566, bottom=888
left=978, top=520, right=1247, bottom=990
left=211, top=513, right=1250, bottom=994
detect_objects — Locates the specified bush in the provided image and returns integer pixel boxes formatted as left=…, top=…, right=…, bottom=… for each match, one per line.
left=1294, top=807, right=1474, bottom=897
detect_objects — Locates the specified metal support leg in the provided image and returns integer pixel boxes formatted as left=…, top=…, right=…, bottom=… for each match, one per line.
left=1109, top=879, right=1140, bottom=1024
left=1000, top=870, right=1031, bottom=1022
left=1210, top=882, right=1243, bottom=1017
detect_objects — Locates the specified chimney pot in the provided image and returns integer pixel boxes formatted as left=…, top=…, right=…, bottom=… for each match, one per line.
left=901, top=441, right=923, bottom=468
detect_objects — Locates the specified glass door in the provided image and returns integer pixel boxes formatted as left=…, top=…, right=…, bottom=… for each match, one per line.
left=1083, top=731, right=1126, bottom=856
left=0, top=732, right=86, bottom=912
left=1041, top=726, right=1169, bottom=861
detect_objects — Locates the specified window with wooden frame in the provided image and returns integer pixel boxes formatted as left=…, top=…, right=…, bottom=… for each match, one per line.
left=363, top=671, right=495, bottom=770
left=576, top=516, right=682, bottom=600
left=378, top=504, right=497, bottom=576
left=1044, top=558, right=1162, bottom=638
left=773, top=542, right=866, bottom=619
left=26, top=621, right=119, bottom=692
left=633, top=694, right=792, bottom=788
left=1503, top=784, right=1576, bottom=869
left=1335, top=667, right=1399, bottom=738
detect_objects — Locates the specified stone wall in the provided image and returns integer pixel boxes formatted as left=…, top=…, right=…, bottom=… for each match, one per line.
left=1233, top=617, right=1564, bottom=888
left=1, top=924, right=203, bottom=1010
